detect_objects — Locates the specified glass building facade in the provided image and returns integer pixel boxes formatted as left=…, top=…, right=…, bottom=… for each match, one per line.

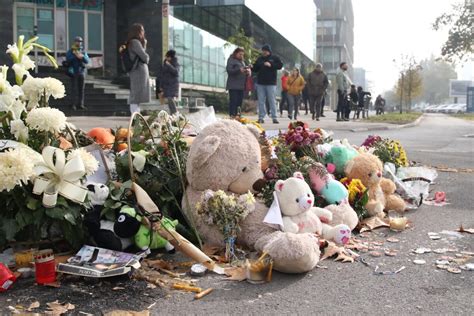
left=169, top=14, right=235, bottom=89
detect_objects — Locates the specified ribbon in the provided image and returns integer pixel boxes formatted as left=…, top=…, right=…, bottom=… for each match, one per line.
left=33, top=146, right=88, bottom=208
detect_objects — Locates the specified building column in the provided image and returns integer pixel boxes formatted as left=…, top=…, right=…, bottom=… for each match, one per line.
left=0, top=0, right=14, bottom=67
left=103, top=0, right=118, bottom=77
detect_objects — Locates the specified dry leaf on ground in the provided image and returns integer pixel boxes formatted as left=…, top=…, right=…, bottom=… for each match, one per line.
left=46, top=301, right=75, bottom=315
left=360, top=216, right=390, bottom=232
left=28, top=301, right=40, bottom=311
left=144, top=259, right=175, bottom=270
left=335, top=252, right=355, bottom=263
left=224, top=266, right=247, bottom=281
left=202, top=244, right=223, bottom=256
left=320, top=243, right=340, bottom=261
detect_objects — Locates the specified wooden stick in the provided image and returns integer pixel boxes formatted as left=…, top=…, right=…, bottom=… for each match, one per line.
left=172, top=283, right=202, bottom=293
left=194, top=288, right=213, bottom=300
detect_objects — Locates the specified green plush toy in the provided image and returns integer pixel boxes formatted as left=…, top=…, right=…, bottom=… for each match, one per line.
left=325, top=146, right=358, bottom=175
left=114, top=206, right=178, bottom=252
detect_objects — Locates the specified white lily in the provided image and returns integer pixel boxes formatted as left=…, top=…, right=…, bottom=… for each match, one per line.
left=0, top=94, right=26, bottom=120
left=20, top=55, right=35, bottom=70
left=12, top=63, right=28, bottom=83
left=6, top=43, right=19, bottom=61
left=131, top=150, right=149, bottom=172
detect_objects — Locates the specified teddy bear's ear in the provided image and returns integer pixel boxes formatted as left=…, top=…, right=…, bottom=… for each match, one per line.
left=293, top=172, right=304, bottom=180
left=246, top=124, right=261, bottom=140
left=345, top=159, right=355, bottom=175
left=275, top=180, right=285, bottom=192
left=192, top=135, right=221, bottom=168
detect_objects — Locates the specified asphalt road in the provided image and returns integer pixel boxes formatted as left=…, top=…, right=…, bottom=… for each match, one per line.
left=1, top=114, right=473, bottom=315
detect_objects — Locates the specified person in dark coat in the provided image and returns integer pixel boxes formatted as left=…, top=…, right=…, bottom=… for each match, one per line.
left=160, top=50, right=180, bottom=115
left=127, top=23, right=150, bottom=114
left=66, top=36, right=89, bottom=110
left=226, top=47, right=250, bottom=117
left=306, top=63, right=328, bottom=121
left=252, top=44, right=283, bottom=124
left=356, top=86, right=371, bottom=119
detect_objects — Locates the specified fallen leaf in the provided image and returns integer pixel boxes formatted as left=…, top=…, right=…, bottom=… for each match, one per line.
left=447, top=267, right=461, bottom=274
left=458, top=225, right=474, bottom=234
left=369, top=251, right=382, bottom=257
left=210, top=255, right=229, bottom=263
left=145, top=259, right=175, bottom=270
left=360, top=216, right=390, bottom=232
left=104, top=311, right=150, bottom=316
left=224, top=266, right=246, bottom=281
left=320, top=243, right=340, bottom=260
left=436, top=259, right=450, bottom=265
left=413, top=247, right=431, bottom=254
left=460, top=251, right=474, bottom=256
left=436, top=264, right=449, bottom=270
left=433, top=248, right=449, bottom=254
left=413, top=259, right=426, bottom=265
left=334, top=252, right=354, bottom=263
left=386, top=237, right=400, bottom=243
left=44, top=281, right=61, bottom=288
left=46, top=301, right=75, bottom=315
left=384, top=250, right=398, bottom=257
left=28, top=301, right=40, bottom=311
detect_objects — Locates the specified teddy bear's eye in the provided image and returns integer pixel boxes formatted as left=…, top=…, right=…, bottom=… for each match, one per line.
left=368, top=172, right=372, bottom=177
left=242, top=167, right=247, bottom=172
left=307, top=194, right=310, bottom=197
left=295, top=198, right=299, bottom=203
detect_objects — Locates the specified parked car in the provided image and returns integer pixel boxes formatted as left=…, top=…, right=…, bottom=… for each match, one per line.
left=424, top=104, right=443, bottom=113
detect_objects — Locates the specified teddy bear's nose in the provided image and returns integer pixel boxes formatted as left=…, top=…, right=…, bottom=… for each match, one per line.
left=307, top=199, right=312, bottom=205
left=377, top=171, right=381, bottom=177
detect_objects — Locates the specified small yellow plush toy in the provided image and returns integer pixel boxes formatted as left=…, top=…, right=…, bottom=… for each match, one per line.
left=345, top=153, right=406, bottom=217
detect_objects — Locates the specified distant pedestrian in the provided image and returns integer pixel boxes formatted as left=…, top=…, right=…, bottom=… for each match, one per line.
left=356, top=86, right=371, bottom=118
left=160, top=50, right=180, bottom=115
left=280, top=70, right=289, bottom=117
left=286, top=68, right=305, bottom=120
left=66, top=36, right=89, bottom=111
left=226, top=47, right=250, bottom=118
left=375, top=95, right=385, bottom=115
left=306, top=63, right=328, bottom=121
left=336, top=62, right=352, bottom=121
left=127, top=23, right=150, bottom=114
left=301, top=85, right=309, bottom=115
left=253, top=44, right=283, bottom=124
left=349, top=84, right=358, bottom=120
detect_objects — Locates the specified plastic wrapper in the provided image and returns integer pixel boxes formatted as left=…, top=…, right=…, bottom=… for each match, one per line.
left=186, top=106, right=218, bottom=133
left=384, top=163, right=438, bottom=209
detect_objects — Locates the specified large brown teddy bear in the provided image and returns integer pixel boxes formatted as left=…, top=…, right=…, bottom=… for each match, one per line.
left=345, top=153, right=406, bottom=217
left=185, top=120, right=321, bottom=273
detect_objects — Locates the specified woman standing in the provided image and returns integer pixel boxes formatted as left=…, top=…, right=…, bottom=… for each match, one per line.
left=226, top=47, right=250, bottom=118
left=160, top=50, right=180, bottom=115
left=127, top=23, right=150, bottom=114
left=286, top=68, right=305, bottom=120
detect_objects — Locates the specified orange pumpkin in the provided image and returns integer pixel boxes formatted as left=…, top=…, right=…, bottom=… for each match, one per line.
left=87, top=128, right=115, bottom=149
left=117, top=142, right=128, bottom=152
left=116, top=128, right=131, bottom=140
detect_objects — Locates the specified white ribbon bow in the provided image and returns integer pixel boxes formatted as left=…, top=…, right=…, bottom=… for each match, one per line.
left=33, top=146, right=88, bottom=208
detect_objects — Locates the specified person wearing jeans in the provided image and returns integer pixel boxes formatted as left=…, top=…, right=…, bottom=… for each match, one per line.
left=286, top=68, right=305, bottom=120
left=66, top=36, right=89, bottom=111
left=252, top=44, right=283, bottom=124
left=335, top=62, right=351, bottom=121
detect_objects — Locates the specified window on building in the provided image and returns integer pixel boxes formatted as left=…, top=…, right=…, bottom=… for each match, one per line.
left=87, top=13, right=102, bottom=51
left=16, top=7, right=35, bottom=40
left=68, top=10, right=84, bottom=47
left=37, top=8, right=54, bottom=48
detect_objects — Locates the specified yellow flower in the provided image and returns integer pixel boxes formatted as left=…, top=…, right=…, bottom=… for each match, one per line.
left=346, top=179, right=366, bottom=202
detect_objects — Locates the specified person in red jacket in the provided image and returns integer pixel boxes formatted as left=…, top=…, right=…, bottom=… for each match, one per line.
left=280, top=70, right=289, bottom=117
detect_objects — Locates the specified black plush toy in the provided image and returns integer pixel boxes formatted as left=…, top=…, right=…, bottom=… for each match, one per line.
left=83, top=183, right=133, bottom=251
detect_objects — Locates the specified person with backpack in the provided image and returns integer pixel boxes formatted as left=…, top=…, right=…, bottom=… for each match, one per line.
left=125, top=23, right=150, bottom=114
left=160, top=50, right=180, bottom=115
left=66, top=36, right=89, bottom=111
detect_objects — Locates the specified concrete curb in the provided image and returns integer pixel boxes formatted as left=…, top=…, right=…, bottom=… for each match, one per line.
left=350, top=114, right=425, bottom=132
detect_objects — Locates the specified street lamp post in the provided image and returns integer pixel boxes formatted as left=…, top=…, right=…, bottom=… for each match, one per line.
left=399, top=72, right=404, bottom=114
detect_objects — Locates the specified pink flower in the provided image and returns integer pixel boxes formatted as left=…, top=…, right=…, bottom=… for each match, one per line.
left=295, top=126, right=303, bottom=133
left=294, top=134, right=304, bottom=143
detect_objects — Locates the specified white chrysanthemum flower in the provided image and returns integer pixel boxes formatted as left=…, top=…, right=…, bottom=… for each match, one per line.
left=26, top=107, right=67, bottom=133
left=0, top=148, right=35, bottom=192
left=21, top=77, right=65, bottom=108
left=42, top=77, right=65, bottom=99
left=67, top=148, right=99, bottom=176
left=0, top=94, right=26, bottom=119
left=10, top=119, right=29, bottom=142
left=157, top=110, right=170, bottom=125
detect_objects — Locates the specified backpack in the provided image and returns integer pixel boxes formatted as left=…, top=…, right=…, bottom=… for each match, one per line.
left=62, top=59, right=73, bottom=78
left=119, top=45, right=138, bottom=73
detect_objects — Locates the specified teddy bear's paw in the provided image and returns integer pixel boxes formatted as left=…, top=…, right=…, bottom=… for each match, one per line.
left=332, top=224, right=351, bottom=245
left=256, top=231, right=321, bottom=274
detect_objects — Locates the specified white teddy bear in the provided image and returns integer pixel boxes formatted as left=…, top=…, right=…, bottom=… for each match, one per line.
left=268, top=172, right=351, bottom=245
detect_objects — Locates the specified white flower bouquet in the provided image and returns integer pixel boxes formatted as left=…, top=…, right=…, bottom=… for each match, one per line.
left=0, top=36, right=98, bottom=249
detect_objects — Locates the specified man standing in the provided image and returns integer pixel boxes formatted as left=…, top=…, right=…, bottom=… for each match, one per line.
left=280, top=70, right=289, bottom=117
left=335, top=62, right=351, bottom=121
left=253, top=44, right=283, bottom=124
left=66, top=36, right=89, bottom=110
left=306, top=63, right=329, bottom=121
